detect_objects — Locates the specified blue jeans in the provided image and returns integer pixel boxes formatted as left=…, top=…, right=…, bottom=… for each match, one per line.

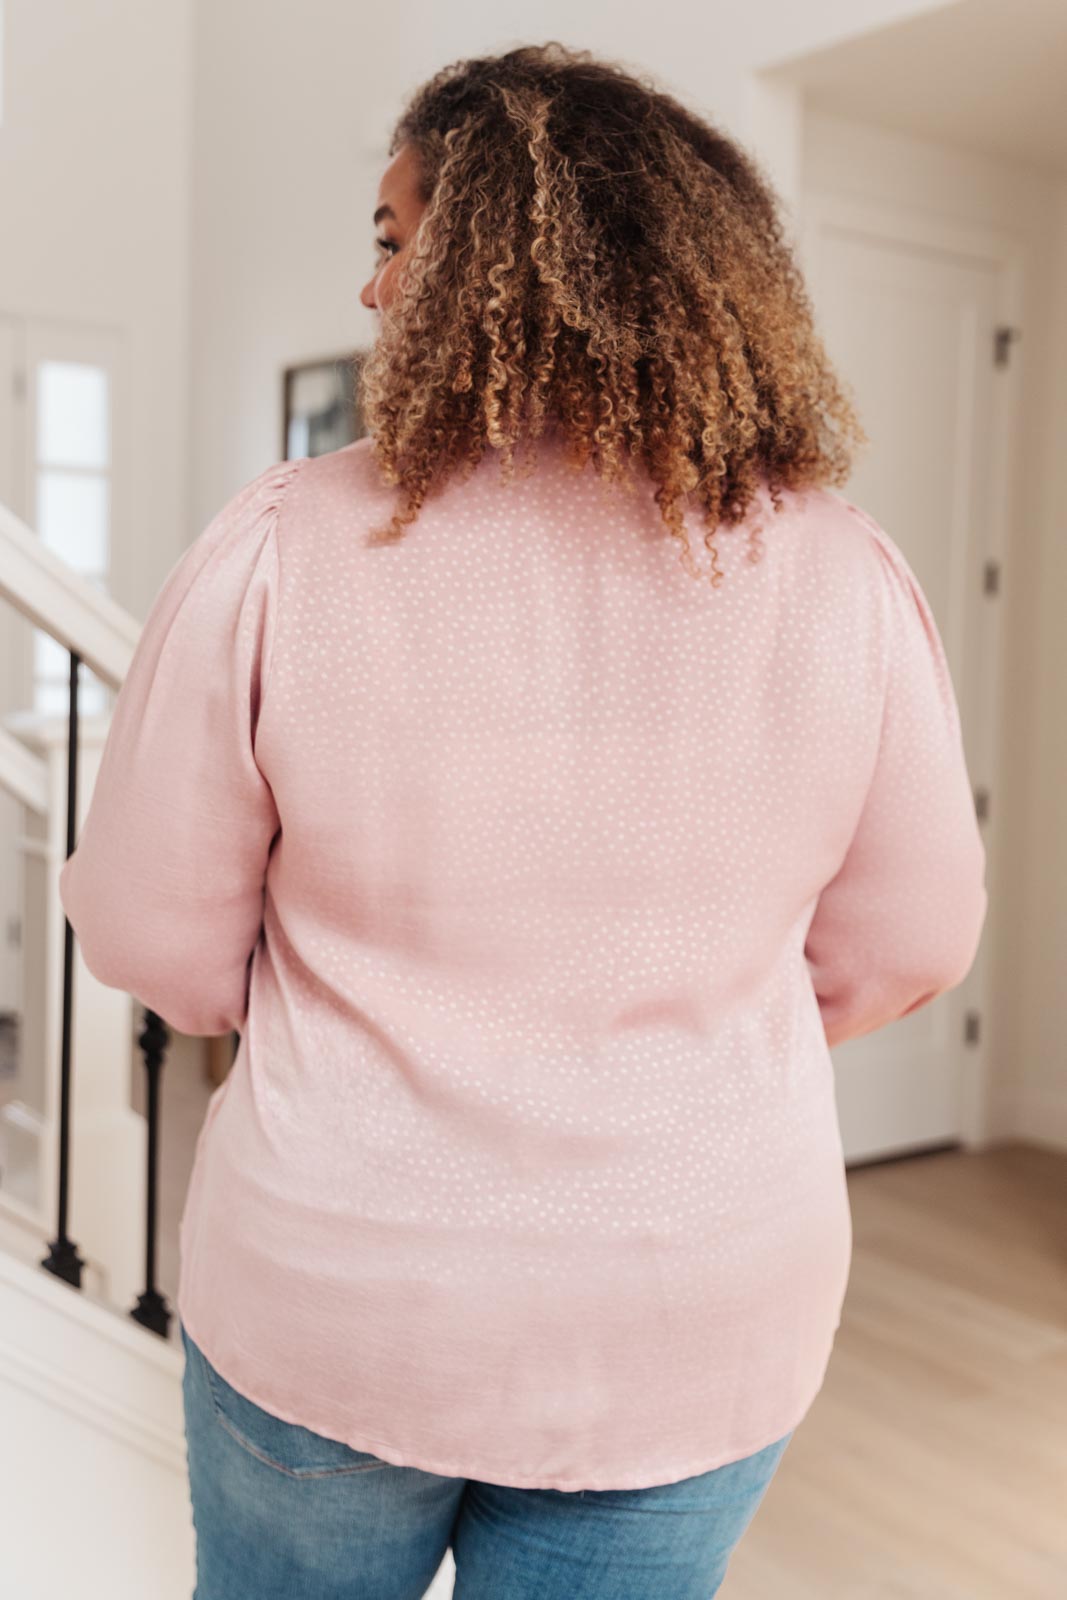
left=180, top=1320, right=793, bottom=1599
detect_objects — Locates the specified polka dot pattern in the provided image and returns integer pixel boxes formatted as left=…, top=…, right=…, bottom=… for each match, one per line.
left=60, top=432, right=987, bottom=1490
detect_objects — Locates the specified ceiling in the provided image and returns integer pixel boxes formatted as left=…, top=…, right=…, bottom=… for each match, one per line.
left=764, top=0, right=1067, bottom=177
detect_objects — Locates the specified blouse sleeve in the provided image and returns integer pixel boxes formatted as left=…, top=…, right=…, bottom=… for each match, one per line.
left=803, top=507, right=989, bottom=1050
left=58, top=457, right=303, bottom=1038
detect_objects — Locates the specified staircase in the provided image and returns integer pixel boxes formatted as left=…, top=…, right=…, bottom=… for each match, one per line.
left=0, top=496, right=196, bottom=1596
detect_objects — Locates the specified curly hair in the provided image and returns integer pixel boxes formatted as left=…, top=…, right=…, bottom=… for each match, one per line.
left=356, top=41, right=867, bottom=585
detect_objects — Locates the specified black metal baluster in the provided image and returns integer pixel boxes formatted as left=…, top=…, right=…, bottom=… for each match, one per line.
left=42, top=649, right=86, bottom=1288
left=130, top=1008, right=172, bottom=1337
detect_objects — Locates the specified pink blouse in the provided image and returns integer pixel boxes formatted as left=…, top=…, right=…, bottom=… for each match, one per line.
left=58, top=434, right=987, bottom=1491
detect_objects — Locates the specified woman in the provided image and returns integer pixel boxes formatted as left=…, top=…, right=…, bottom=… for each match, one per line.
left=59, top=41, right=988, bottom=1600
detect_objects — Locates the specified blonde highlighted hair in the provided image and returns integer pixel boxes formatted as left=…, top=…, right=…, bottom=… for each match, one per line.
left=357, top=41, right=867, bottom=583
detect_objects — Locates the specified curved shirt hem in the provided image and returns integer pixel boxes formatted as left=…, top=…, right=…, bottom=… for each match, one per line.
left=175, top=1295, right=832, bottom=1493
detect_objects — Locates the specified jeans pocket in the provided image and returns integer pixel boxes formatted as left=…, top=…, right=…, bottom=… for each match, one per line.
left=182, top=1321, right=388, bottom=1480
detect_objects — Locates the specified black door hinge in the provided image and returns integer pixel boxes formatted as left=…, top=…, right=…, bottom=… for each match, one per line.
left=993, top=327, right=1021, bottom=368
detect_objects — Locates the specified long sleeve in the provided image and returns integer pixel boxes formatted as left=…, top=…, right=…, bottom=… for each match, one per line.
left=804, top=508, right=988, bottom=1049
left=59, top=457, right=303, bottom=1038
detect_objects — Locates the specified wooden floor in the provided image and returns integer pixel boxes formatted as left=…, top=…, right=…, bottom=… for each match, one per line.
left=723, top=1141, right=1067, bottom=1599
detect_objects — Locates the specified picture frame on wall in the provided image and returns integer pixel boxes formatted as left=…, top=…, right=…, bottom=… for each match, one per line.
left=282, top=351, right=368, bottom=460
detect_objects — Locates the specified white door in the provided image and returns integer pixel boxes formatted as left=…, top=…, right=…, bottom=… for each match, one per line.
left=798, top=192, right=1010, bottom=1162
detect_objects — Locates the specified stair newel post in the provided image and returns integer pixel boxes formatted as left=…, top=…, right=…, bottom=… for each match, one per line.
left=41, top=649, right=87, bottom=1287
left=129, top=1008, right=172, bottom=1337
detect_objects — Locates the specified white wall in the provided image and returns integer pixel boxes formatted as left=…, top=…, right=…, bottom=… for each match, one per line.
left=1014, top=183, right=1067, bottom=1147
left=5, top=2, right=1056, bottom=1136
left=0, top=0, right=194, bottom=618
left=187, top=0, right=962, bottom=525
left=800, top=108, right=1067, bottom=1148
left=1, top=1, right=960, bottom=584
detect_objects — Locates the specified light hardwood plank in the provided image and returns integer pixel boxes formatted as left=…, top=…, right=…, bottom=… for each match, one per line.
left=723, top=1143, right=1067, bottom=1599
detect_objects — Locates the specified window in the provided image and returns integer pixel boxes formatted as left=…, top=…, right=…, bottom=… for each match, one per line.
left=32, top=359, right=112, bottom=716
